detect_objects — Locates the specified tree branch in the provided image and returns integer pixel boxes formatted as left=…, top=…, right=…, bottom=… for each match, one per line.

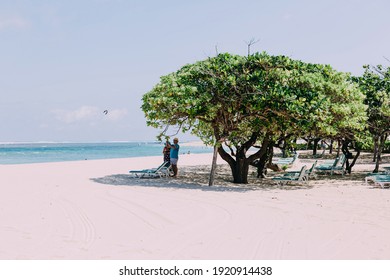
left=217, top=145, right=235, bottom=166
left=244, top=38, right=260, bottom=56
left=247, top=132, right=272, bottom=162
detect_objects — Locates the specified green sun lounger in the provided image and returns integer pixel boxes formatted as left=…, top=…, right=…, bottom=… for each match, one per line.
left=315, top=154, right=346, bottom=175
left=272, top=165, right=308, bottom=185
left=365, top=174, right=390, bottom=188
left=284, top=160, right=318, bottom=180
left=275, top=152, right=299, bottom=166
left=129, top=161, right=171, bottom=178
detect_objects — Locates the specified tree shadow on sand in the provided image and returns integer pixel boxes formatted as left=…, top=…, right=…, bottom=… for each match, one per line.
left=91, top=165, right=314, bottom=193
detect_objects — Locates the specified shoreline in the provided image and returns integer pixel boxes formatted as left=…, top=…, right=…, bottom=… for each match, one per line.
left=1, top=154, right=390, bottom=259
left=0, top=152, right=214, bottom=167
left=0, top=141, right=212, bottom=165
left=0, top=140, right=207, bottom=145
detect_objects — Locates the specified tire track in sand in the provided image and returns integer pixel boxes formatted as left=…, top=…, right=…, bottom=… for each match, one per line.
left=57, top=198, right=96, bottom=251
left=161, top=194, right=234, bottom=259
left=101, top=190, right=175, bottom=230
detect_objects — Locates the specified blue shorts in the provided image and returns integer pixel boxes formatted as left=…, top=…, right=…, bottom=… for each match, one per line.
left=170, top=158, right=178, bottom=165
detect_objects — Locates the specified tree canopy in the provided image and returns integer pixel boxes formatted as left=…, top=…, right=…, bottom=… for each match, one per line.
left=142, top=52, right=367, bottom=183
left=355, top=64, right=390, bottom=172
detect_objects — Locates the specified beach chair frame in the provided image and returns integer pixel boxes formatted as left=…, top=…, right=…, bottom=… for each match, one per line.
left=272, top=165, right=308, bottom=185
left=365, top=174, right=390, bottom=189
left=129, top=161, right=171, bottom=178
left=283, top=160, right=318, bottom=180
left=275, top=152, right=299, bottom=166
left=315, top=154, right=346, bottom=176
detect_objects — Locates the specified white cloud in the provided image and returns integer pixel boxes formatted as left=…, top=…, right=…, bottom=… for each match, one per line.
left=0, top=16, right=30, bottom=31
left=52, top=106, right=99, bottom=124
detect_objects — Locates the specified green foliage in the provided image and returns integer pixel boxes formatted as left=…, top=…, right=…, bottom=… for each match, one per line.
left=143, top=52, right=366, bottom=142
left=383, top=141, right=390, bottom=153
left=142, top=52, right=368, bottom=182
left=352, top=63, right=390, bottom=171
left=354, top=65, right=390, bottom=138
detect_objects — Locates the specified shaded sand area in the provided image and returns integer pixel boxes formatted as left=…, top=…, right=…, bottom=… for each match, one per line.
left=0, top=153, right=390, bottom=259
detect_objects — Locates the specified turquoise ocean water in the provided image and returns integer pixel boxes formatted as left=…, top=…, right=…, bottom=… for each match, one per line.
left=0, top=142, right=213, bottom=165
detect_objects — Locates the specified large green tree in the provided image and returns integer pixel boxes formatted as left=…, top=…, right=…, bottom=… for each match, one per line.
left=355, top=65, right=390, bottom=172
left=142, top=52, right=366, bottom=183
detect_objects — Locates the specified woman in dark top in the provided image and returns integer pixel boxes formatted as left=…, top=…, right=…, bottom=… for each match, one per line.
left=163, top=141, right=171, bottom=165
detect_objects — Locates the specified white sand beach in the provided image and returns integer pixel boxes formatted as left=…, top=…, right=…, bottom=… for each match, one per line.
left=1, top=153, right=390, bottom=260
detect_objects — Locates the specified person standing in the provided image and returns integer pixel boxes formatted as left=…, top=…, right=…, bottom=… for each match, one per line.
left=162, top=140, right=171, bottom=166
left=168, top=137, right=180, bottom=177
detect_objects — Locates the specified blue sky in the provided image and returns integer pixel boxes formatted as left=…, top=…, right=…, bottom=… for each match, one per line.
left=1, top=0, right=389, bottom=142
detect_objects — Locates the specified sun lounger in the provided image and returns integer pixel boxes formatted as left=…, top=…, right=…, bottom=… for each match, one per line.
left=330, top=155, right=347, bottom=175
left=375, top=178, right=390, bottom=188
left=129, top=161, right=171, bottom=178
left=315, top=154, right=346, bottom=175
left=272, top=165, right=307, bottom=185
left=282, top=160, right=318, bottom=181
left=307, top=160, right=318, bottom=178
left=314, top=149, right=326, bottom=158
left=275, top=152, right=299, bottom=166
left=365, top=171, right=386, bottom=178
left=365, top=174, right=390, bottom=188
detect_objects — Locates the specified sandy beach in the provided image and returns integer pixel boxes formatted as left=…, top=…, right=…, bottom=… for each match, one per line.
left=1, top=153, right=390, bottom=260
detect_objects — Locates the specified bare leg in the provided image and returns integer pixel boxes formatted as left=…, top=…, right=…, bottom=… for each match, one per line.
left=171, top=164, right=178, bottom=177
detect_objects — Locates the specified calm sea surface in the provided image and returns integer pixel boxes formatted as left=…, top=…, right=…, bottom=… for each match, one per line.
left=0, top=142, right=212, bottom=165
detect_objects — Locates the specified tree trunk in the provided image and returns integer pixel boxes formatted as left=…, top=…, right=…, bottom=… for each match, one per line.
left=313, top=138, right=320, bottom=156
left=373, top=135, right=379, bottom=163
left=329, top=140, right=334, bottom=154
left=306, top=139, right=312, bottom=151
left=256, top=153, right=268, bottom=178
left=336, top=139, right=341, bottom=157
left=230, top=157, right=250, bottom=184
left=217, top=132, right=270, bottom=184
left=341, top=140, right=350, bottom=174
left=218, top=147, right=251, bottom=184
left=373, top=134, right=386, bottom=173
left=342, top=140, right=361, bottom=174
left=208, top=144, right=219, bottom=186
left=348, top=149, right=360, bottom=174
left=281, top=140, right=287, bottom=158
left=255, top=142, right=274, bottom=178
